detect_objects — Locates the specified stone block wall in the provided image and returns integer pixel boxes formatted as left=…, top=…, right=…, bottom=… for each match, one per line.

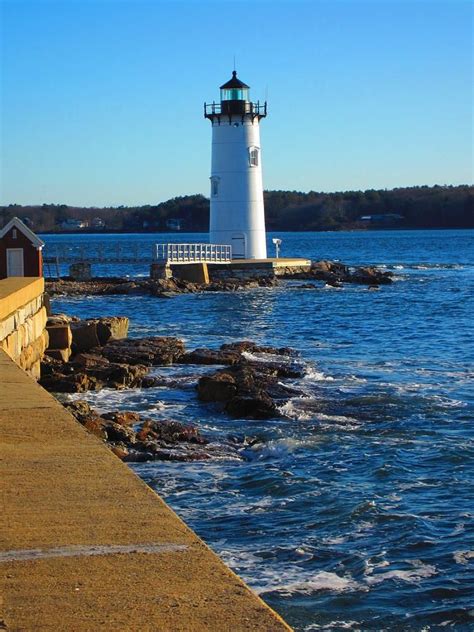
left=0, top=278, right=48, bottom=380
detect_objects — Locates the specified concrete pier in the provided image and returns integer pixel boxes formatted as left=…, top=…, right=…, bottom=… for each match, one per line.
left=0, top=353, right=291, bottom=630
left=0, top=280, right=291, bottom=630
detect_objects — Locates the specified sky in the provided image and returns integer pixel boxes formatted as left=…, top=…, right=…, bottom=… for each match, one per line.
left=1, top=0, right=472, bottom=207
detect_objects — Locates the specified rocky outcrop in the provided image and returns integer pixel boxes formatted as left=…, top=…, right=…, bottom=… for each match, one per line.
left=100, top=337, right=185, bottom=366
left=64, top=400, right=210, bottom=462
left=197, top=352, right=303, bottom=419
left=45, top=276, right=279, bottom=298
left=70, top=316, right=129, bottom=353
left=179, top=340, right=295, bottom=366
left=39, top=353, right=150, bottom=392
left=301, top=260, right=393, bottom=285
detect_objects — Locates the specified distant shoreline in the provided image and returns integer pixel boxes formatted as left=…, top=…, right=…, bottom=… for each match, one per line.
left=37, top=226, right=473, bottom=236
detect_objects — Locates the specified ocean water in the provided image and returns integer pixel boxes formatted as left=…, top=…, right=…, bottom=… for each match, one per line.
left=48, top=230, right=474, bottom=631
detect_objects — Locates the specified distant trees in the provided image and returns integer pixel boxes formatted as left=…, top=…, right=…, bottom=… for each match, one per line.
left=0, top=185, right=472, bottom=232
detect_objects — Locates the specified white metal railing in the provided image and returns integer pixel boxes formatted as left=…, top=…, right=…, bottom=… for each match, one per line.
left=155, top=243, right=232, bottom=263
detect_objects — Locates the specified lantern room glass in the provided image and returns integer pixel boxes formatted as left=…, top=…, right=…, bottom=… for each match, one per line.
left=220, top=87, right=249, bottom=102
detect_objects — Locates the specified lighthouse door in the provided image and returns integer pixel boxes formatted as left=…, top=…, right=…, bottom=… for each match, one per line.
left=231, top=234, right=246, bottom=259
left=6, top=248, right=24, bottom=276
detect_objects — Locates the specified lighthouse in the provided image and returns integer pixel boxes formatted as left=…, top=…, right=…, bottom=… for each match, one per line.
left=205, top=71, right=268, bottom=259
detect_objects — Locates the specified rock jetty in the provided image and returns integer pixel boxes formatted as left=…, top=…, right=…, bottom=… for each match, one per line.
left=45, top=260, right=392, bottom=297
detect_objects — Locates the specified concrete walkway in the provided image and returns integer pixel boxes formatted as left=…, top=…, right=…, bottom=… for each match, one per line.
left=0, top=350, right=291, bottom=631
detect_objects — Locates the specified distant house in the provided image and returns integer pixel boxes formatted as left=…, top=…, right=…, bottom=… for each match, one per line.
left=91, top=217, right=105, bottom=229
left=60, top=219, right=88, bottom=230
left=0, top=216, right=45, bottom=278
left=359, top=214, right=404, bottom=223
left=166, top=218, right=182, bottom=231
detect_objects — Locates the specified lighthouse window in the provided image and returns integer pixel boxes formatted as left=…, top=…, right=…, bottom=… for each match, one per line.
left=249, top=147, right=259, bottom=167
left=211, top=176, right=220, bottom=196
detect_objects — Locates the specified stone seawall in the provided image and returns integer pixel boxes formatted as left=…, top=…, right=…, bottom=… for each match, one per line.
left=0, top=277, right=48, bottom=379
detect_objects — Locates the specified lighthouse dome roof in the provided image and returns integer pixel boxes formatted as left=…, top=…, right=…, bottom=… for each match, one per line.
left=220, top=71, right=250, bottom=90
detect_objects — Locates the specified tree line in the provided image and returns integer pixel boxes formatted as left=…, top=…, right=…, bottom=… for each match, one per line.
left=1, top=185, right=472, bottom=233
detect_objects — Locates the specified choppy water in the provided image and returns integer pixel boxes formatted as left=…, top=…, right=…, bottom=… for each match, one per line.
left=49, top=230, right=474, bottom=631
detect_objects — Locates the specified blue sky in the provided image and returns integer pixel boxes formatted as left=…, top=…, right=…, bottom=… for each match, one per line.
left=1, top=0, right=472, bottom=206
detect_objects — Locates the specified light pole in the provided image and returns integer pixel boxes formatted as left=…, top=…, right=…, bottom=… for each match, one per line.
left=272, top=237, right=282, bottom=259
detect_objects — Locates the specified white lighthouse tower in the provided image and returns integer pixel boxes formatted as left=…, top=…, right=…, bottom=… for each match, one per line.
left=205, top=71, right=267, bottom=259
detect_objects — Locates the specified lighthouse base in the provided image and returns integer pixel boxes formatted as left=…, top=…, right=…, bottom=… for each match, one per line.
left=207, top=258, right=311, bottom=281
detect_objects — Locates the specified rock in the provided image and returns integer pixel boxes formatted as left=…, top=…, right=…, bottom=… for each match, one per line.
left=110, top=444, right=129, bottom=459
left=45, top=347, right=72, bottom=363
left=349, top=266, right=392, bottom=285
left=62, top=400, right=209, bottom=462
left=100, top=410, right=140, bottom=426
left=63, top=400, right=107, bottom=438
left=102, top=421, right=136, bottom=444
left=198, top=373, right=237, bottom=402
left=40, top=350, right=150, bottom=393
left=106, top=282, right=142, bottom=295
left=225, top=392, right=277, bottom=419
left=86, top=317, right=129, bottom=345
left=179, top=348, right=241, bottom=366
left=71, top=321, right=100, bottom=353
left=136, top=419, right=207, bottom=445
left=83, top=417, right=108, bottom=439
left=101, top=337, right=185, bottom=366
left=63, top=399, right=94, bottom=419
left=179, top=341, right=296, bottom=366
left=39, top=371, right=98, bottom=393
left=197, top=362, right=285, bottom=419
left=326, top=279, right=343, bottom=288
left=47, top=314, right=76, bottom=325
left=46, top=323, right=73, bottom=349
left=220, top=341, right=295, bottom=357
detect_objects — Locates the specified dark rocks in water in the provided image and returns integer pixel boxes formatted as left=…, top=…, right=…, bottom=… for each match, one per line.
left=198, top=372, right=238, bottom=402
left=45, top=275, right=279, bottom=298
left=179, top=348, right=240, bottom=366
left=221, top=340, right=295, bottom=357
left=39, top=351, right=150, bottom=392
left=197, top=362, right=288, bottom=419
left=225, top=392, right=277, bottom=419
left=289, top=260, right=393, bottom=286
left=189, top=340, right=304, bottom=418
left=326, top=279, right=343, bottom=288
left=63, top=400, right=209, bottom=462
left=100, top=337, right=185, bottom=366
left=179, top=340, right=296, bottom=366
left=136, top=419, right=207, bottom=445
left=100, top=410, right=140, bottom=426
left=350, top=266, right=392, bottom=285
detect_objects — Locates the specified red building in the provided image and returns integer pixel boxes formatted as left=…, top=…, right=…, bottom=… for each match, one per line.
left=0, top=217, right=45, bottom=278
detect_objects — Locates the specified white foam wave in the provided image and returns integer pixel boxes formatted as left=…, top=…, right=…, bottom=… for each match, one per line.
left=304, top=367, right=335, bottom=382
left=241, top=350, right=294, bottom=363
left=248, top=436, right=322, bottom=458
left=259, top=571, right=364, bottom=596
left=278, top=400, right=314, bottom=421
left=366, top=560, right=436, bottom=585
left=306, top=622, right=361, bottom=631
left=453, top=550, right=474, bottom=565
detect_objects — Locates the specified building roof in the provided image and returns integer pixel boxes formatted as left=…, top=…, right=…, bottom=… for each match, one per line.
left=220, top=71, right=250, bottom=90
left=0, top=216, right=45, bottom=248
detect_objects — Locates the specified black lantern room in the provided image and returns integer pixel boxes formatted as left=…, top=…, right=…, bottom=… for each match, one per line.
left=205, top=71, right=267, bottom=121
